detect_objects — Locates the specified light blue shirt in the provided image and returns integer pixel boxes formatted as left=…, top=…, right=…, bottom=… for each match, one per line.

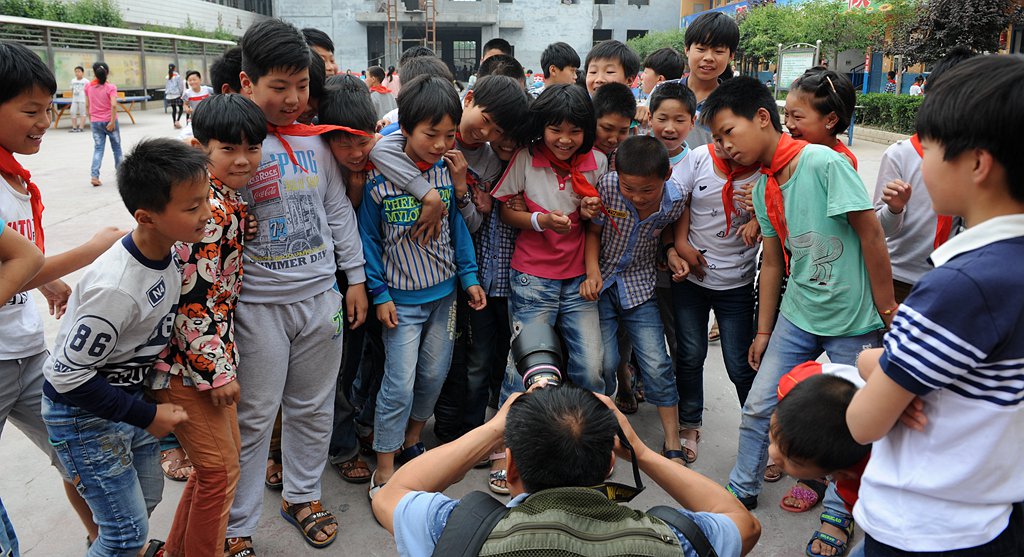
left=393, top=490, right=744, bottom=557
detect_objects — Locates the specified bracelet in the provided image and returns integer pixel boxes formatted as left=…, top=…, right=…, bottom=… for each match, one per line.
left=881, top=304, right=900, bottom=315
left=660, top=242, right=676, bottom=258
left=531, top=211, right=543, bottom=232
left=756, top=332, right=772, bottom=336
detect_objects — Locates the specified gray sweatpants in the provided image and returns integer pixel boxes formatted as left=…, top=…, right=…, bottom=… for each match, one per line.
left=0, top=351, right=63, bottom=474
left=227, top=287, right=346, bottom=537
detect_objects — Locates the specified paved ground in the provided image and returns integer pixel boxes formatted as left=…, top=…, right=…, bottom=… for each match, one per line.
left=0, top=106, right=894, bottom=556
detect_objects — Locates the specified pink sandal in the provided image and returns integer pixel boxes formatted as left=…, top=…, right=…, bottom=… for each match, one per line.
left=779, top=479, right=827, bottom=513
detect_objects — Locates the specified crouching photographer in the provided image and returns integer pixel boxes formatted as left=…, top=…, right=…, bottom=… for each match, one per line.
left=371, top=328, right=761, bottom=556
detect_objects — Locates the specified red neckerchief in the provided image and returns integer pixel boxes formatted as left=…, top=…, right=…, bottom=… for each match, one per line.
left=0, top=147, right=45, bottom=252
left=761, top=134, right=808, bottom=272
left=909, top=134, right=954, bottom=248
left=534, top=143, right=620, bottom=233
left=369, top=85, right=392, bottom=94
left=832, top=140, right=858, bottom=170
left=414, top=161, right=434, bottom=172
left=708, top=147, right=758, bottom=237
left=267, top=123, right=372, bottom=173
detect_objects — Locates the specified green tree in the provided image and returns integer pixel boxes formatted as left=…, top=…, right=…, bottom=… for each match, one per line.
left=800, top=0, right=873, bottom=60
left=626, top=29, right=687, bottom=62
left=737, top=3, right=802, bottom=63
left=894, top=0, right=1024, bottom=63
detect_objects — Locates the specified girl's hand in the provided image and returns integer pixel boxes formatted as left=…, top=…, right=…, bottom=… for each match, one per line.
left=506, top=194, right=527, bottom=212
left=737, top=220, right=762, bottom=247
left=579, top=272, right=602, bottom=301
left=667, top=250, right=690, bottom=282
left=466, top=285, right=487, bottom=310
left=579, top=196, right=602, bottom=220
left=472, top=188, right=493, bottom=214
left=542, top=211, right=572, bottom=234
left=210, top=380, right=241, bottom=407
left=105, top=121, right=116, bottom=132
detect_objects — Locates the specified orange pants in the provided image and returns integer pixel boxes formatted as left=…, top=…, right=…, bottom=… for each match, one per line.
left=153, top=375, right=241, bottom=557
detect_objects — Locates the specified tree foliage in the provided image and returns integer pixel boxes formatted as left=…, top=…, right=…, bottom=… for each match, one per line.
left=892, top=0, right=1024, bottom=63
left=0, top=0, right=123, bottom=27
left=626, top=29, right=687, bottom=61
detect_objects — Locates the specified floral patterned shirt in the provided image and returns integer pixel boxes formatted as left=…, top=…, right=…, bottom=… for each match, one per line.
left=150, top=175, right=247, bottom=391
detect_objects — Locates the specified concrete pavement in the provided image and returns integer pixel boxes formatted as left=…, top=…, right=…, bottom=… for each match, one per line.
left=0, top=106, right=894, bottom=556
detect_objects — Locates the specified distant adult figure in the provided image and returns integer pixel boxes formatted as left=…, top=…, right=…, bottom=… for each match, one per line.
left=85, top=62, right=121, bottom=187
left=883, top=70, right=897, bottom=93
left=909, top=75, right=924, bottom=96
left=165, top=63, right=184, bottom=128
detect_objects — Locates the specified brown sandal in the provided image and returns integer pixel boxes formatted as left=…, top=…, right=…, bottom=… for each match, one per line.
left=160, top=447, right=193, bottom=482
left=265, top=457, right=283, bottom=490
left=280, top=500, right=338, bottom=548
left=225, top=537, right=255, bottom=557
left=334, top=455, right=372, bottom=484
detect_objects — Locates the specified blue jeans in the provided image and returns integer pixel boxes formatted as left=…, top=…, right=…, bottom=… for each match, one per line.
left=500, top=271, right=604, bottom=401
left=0, top=497, right=17, bottom=557
left=90, top=121, right=122, bottom=178
left=42, top=394, right=163, bottom=557
left=373, top=292, right=457, bottom=453
left=727, top=313, right=882, bottom=501
left=672, top=280, right=756, bottom=429
left=598, top=286, right=677, bottom=407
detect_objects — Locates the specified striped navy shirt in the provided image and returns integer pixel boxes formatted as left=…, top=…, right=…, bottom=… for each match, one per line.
left=855, top=214, right=1024, bottom=551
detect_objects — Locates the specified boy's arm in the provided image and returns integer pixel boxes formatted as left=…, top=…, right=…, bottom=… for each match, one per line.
left=445, top=150, right=483, bottom=233
left=872, top=150, right=908, bottom=237
left=580, top=221, right=603, bottom=301
left=749, top=237, right=784, bottom=371
left=847, top=348, right=916, bottom=444
left=847, top=210, right=897, bottom=327
left=21, top=226, right=125, bottom=291
left=357, top=184, right=390, bottom=305
left=672, top=205, right=706, bottom=280
left=321, top=153, right=366, bottom=286
left=449, top=200, right=480, bottom=293
left=0, top=224, right=44, bottom=302
left=368, top=133, right=445, bottom=242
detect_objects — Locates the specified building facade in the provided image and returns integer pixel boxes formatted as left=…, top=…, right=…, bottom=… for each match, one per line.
left=276, top=0, right=680, bottom=76
left=118, top=0, right=270, bottom=36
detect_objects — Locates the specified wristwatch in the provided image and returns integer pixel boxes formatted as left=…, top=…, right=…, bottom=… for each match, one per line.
left=456, top=190, right=473, bottom=209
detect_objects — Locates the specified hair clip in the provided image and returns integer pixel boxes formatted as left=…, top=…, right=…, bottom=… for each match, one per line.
left=825, top=76, right=837, bottom=94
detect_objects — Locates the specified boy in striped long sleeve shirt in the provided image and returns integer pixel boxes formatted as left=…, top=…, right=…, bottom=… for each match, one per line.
left=359, top=75, right=486, bottom=497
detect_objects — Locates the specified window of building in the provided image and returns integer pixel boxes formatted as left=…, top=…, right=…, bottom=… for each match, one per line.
left=593, top=29, right=613, bottom=46
left=626, top=29, right=648, bottom=41
left=595, top=0, right=615, bottom=4
left=627, top=0, right=650, bottom=6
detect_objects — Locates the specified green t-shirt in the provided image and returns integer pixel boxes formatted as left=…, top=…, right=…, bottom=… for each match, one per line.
left=753, top=144, right=882, bottom=337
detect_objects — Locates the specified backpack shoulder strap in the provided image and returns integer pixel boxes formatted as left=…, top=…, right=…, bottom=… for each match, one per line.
left=431, top=491, right=510, bottom=557
left=646, top=505, right=720, bottom=557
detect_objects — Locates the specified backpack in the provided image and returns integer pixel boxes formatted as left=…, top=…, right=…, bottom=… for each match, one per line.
left=432, top=487, right=720, bottom=557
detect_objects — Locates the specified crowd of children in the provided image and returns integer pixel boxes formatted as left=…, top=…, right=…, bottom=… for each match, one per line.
left=0, top=8, right=1022, bottom=557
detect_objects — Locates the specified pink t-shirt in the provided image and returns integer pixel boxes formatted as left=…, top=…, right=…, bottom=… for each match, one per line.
left=491, top=146, right=607, bottom=280
left=85, top=81, right=117, bottom=122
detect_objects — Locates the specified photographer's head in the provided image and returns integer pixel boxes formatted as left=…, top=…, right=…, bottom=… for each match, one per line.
left=504, top=385, right=617, bottom=493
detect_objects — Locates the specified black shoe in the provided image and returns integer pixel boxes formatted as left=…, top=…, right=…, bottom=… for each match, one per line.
left=727, top=484, right=758, bottom=510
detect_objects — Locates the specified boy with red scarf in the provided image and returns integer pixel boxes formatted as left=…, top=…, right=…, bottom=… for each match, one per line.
left=366, top=65, right=397, bottom=120
left=703, top=77, right=895, bottom=556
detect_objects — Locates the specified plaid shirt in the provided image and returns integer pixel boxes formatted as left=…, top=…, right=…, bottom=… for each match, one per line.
left=474, top=199, right=518, bottom=298
left=593, top=172, right=687, bottom=309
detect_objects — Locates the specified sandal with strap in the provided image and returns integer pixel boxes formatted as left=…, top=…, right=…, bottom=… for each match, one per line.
left=265, top=457, right=283, bottom=490
left=367, top=470, right=387, bottom=501
left=334, top=455, right=372, bottom=484
left=395, top=441, right=425, bottom=465
left=488, top=469, right=510, bottom=495
left=678, top=428, right=701, bottom=464
left=160, top=448, right=193, bottom=482
left=764, top=463, right=784, bottom=483
left=280, top=500, right=338, bottom=549
left=142, top=539, right=165, bottom=557
left=781, top=479, right=828, bottom=513
left=662, top=444, right=687, bottom=465
left=225, top=537, right=256, bottom=557
left=806, top=512, right=854, bottom=557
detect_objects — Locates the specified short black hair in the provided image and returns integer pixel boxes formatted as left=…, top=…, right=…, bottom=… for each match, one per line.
left=701, top=76, right=781, bottom=133
left=0, top=41, right=57, bottom=105
left=319, top=74, right=377, bottom=138
left=399, top=55, right=454, bottom=84
left=521, top=84, right=596, bottom=154
left=541, top=42, right=581, bottom=78
left=241, top=19, right=311, bottom=83
left=592, top=81, right=636, bottom=121
left=914, top=75, right=924, bottom=83
left=616, top=136, right=669, bottom=179
left=790, top=68, right=856, bottom=136
left=649, top=80, right=696, bottom=117
left=399, top=46, right=436, bottom=69
left=684, top=11, right=740, bottom=52
left=482, top=37, right=513, bottom=57
left=301, top=27, right=334, bottom=53
left=772, top=374, right=870, bottom=472
left=118, top=138, right=208, bottom=214
left=185, top=70, right=201, bottom=81
left=916, top=55, right=1024, bottom=203
left=887, top=70, right=896, bottom=79
left=505, top=386, right=618, bottom=493
left=74, top=65, right=84, bottom=72
left=191, top=93, right=267, bottom=147
left=398, top=75, right=462, bottom=133
left=923, top=45, right=975, bottom=93
left=308, top=52, right=326, bottom=102
left=643, top=47, right=684, bottom=80
left=585, top=40, right=641, bottom=80
left=469, top=75, right=530, bottom=135
left=367, top=66, right=385, bottom=82
left=209, top=46, right=242, bottom=94
left=477, top=54, right=525, bottom=83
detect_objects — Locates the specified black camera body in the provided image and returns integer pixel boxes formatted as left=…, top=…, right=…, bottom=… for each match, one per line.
left=511, top=323, right=563, bottom=388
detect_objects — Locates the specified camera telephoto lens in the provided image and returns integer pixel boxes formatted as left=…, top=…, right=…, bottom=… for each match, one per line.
left=511, top=323, right=564, bottom=388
